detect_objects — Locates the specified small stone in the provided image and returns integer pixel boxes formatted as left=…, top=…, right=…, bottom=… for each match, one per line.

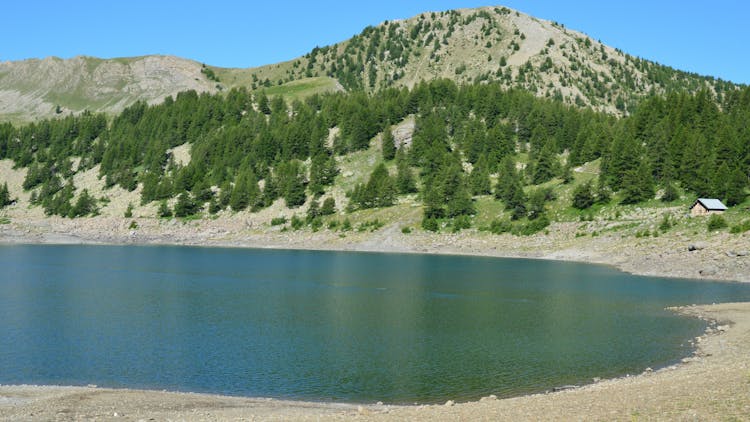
left=688, top=242, right=707, bottom=251
left=444, top=400, right=455, bottom=407
left=736, top=251, right=749, bottom=257
left=699, top=266, right=718, bottom=276
left=592, top=377, right=601, bottom=382
left=645, top=367, right=653, bottom=373
left=376, top=401, right=383, bottom=406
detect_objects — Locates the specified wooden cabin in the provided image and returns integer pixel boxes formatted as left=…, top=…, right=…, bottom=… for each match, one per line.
left=690, top=198, right=728, bottom=216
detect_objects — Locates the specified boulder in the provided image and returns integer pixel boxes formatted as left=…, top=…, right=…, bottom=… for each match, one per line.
left=688, top=242, right=708, bottom=251
left=699, top=266, right=718, bottom=276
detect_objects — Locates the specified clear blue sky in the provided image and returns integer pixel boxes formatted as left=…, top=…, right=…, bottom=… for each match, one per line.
left=3, top=1, right=748, bottom=84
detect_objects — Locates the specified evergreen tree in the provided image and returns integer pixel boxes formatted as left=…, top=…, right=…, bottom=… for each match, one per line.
left=532, top=143, right=558, bottom=184
left=621, top=161, right=655, bottom=204
left=308, top=152, right=339, bottom=196
left=277, top=161, right=307, bottom=208
left=572, top=182, right=595, bottom=209
left=395, top=149, right=417, bottom=194
left=725, top=167, right=748, bottom=206
left=422, top=175, right=445, bottom=220
left=257, top=92, right=271, bottom=115
left=0, top=182, right=11, bottom=208
left=320, top=197, right=336, bottom=215
left=306, top=199, right=320, bottom=222
left=595, top=179, right=611, bottom=204
left=661, top=181, right=680, bottom=202
left=495, top=156, right=525, bottom=210
left=230, top=167, right=260, bottom=211
left=174, top=192, right=199, bottom=217
left=351, top=163, right=396, bottom=209
left=158, top=200, right=172, bottom=218
left=527, top=189, right=548, bottom=220
left=442, top=160, right=475, bottom=217
left=469, top=158, right=492, bottom=196
left=69, top=189, right=98, bottom=217
left=381, top=125, right=396, bottom=161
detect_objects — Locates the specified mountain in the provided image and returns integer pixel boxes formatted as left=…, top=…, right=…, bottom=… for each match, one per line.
left=231, top=6, right=739, bottom=113
left=0, top=55, right=221, bottom=123
left=0, top=6, right=741, bottom=123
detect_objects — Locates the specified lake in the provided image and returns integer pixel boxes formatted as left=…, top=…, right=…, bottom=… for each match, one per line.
left=1, top=244, right=749, bottom=404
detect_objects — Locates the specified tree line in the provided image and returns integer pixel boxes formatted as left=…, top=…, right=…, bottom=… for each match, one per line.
left=0, top=79, right=748, bottom=225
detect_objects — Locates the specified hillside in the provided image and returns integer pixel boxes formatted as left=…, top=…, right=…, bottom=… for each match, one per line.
left=0, top=55, right=221, bottom=123
left=237, top=6, right=740, bottom=113
left=1, top=6, right=743, bottom=124
left=0, top=6, right=748, bottom=283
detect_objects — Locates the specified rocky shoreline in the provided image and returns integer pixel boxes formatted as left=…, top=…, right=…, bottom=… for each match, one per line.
left=1, top=214, right=749, bottom=283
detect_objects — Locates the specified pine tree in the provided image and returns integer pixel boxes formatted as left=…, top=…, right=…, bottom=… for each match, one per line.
left=442, top=161, right=475, bottom=217
left=621, top=161, right=655, bottom=204
left=320, top=197, right=336, bottom=215
left=158, top=200, right=173, bottom=218
left=381, top=125, right=396, bottom=161
left=725, top=167, right=748, bottom=206
left=352, top=163, right=396, bottom=209
left=174, top=192, right=198, bottom=217
left=230, top=167, right=259, bottom=211
left=572, top=182, right=595, bottom=209
left=0, top=182, right=11, bottom=208
left=469, top=158, right=492, bottom=196
left=395, top=149, right=417, bottom=194
left=277, top=161, right=307, bottom=208
left=69, top=189, right=98, bottom=218
left=661, top=181, right=680, bottom=202
left=306, top=199, right=320, bottom=222
left=532, top=143, right=558, bottom=185
left=527, top=189, right=547, bottom=220
left=308, top=152, right=339, bottom=196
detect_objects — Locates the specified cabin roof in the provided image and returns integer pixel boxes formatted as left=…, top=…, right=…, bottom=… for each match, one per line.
left=692, top=198, right=728, bottom=211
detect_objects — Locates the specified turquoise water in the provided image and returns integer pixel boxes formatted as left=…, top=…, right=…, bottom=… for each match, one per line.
left=1, top=244, right=750, bottom=404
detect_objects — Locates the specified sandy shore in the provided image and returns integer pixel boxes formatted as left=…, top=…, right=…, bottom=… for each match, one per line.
left=2, top=302, right=748, bottom=421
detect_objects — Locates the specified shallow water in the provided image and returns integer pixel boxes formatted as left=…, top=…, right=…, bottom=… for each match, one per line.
left=1, top=244, right=749, bottom=403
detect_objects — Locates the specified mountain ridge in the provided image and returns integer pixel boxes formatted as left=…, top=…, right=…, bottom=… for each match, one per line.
left=0, top=5, right=743, bottom=123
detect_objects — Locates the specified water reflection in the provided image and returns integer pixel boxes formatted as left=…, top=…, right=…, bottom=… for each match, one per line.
left=2, top=245, right=750, bottom=403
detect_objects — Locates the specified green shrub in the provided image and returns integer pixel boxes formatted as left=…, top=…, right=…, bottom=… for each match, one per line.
left=489, top=219, right=512, bottom=234
left=659, top=213, right=674, bottom=232
left=290, top=215, right=304, bottom=230
left=729, top=219, right=750, bottom=234
left=158, top=200, right=172, bottom=218
left=422, top=217, right=439, bottom=232
left=128, top=220, right=138, bottom=229
left=515, top=216, right=550, bottom=236
left=707, top=214, right=728, bottom=231
left=452, top=215, right=472, bottom=232
left=401, top=226, right=412, bottom=234
left=270, top=216, right=287, bottom=226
